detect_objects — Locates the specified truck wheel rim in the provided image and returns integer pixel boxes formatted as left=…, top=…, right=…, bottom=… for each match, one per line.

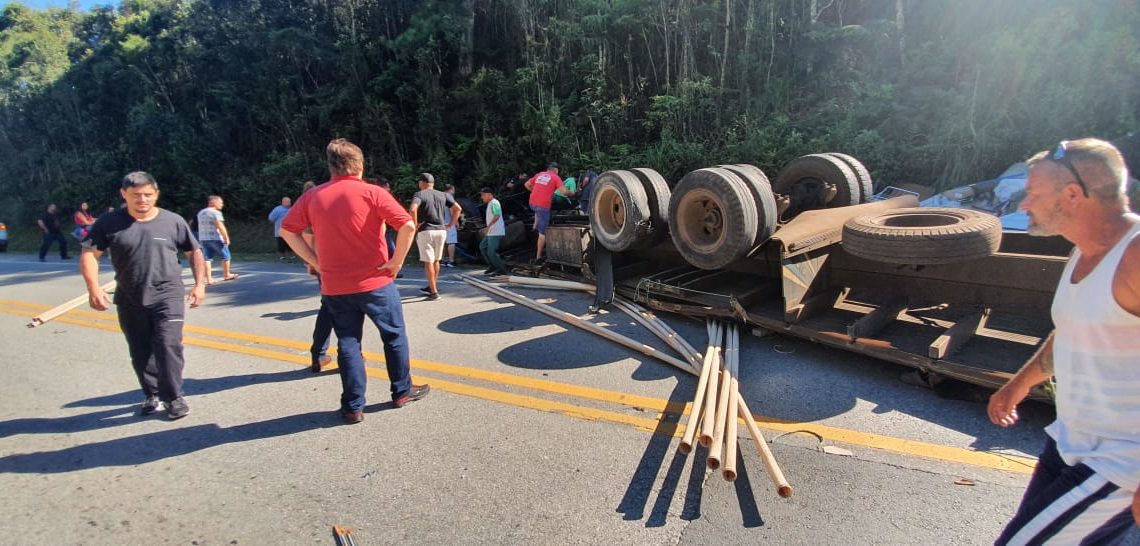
left=596, top=185, right=626, bottom=236
left=676, top=188, right=728, bottom=252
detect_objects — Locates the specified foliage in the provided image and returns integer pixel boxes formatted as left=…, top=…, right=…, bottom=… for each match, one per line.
left=0, top=0, right=1138, bottom=227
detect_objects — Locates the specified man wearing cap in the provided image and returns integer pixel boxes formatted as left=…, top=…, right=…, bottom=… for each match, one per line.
left=524, top=162, right=568, bottom=264
left=79, top=171, right=206, bottom=420
left=409, top=173, right=461, bottom=300
left=479, top=187, right=508, bottom=276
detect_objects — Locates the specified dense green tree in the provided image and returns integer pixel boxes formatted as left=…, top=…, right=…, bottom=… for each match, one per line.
left=0, top=0, right=1136, bottom=225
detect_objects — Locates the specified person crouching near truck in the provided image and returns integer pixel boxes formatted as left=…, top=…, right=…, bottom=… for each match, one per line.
left=988, top=138, right=1140, bottom=544
left=80, top=172, right=207, bottom=420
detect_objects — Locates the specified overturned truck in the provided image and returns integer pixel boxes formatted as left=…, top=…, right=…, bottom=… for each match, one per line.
left=539, top=154, right=1066, bottom=401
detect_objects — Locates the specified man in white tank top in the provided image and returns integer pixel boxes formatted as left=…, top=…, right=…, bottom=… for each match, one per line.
left=988, top=138, right=1140, bottom=544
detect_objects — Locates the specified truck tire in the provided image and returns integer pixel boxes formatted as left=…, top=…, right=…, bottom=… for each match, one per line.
left=842, top=208, right=1002, bottom=265
left=824, top=152, right=873, bottom=203
left=773, top=154, right=861, bottom=218
left=630, top=167, right=672, bottom=247
left=669, top=168, right=759, bottom=270
left=721, top=163, right=778, bottom=245
left=590, top=170, right=653, bottom=252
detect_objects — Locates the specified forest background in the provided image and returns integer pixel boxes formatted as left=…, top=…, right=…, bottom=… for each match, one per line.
left=1, top=0, right=1138, bottom=236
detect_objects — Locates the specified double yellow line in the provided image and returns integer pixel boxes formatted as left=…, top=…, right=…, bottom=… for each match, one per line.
left=0, top=299, right=1037, bottom=474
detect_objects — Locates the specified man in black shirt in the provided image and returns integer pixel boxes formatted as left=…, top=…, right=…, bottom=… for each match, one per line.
left=37, top=203, right=70, bottom=261
left=409, top=173, right=460, bottom=300
left=80, top=172, right=207, bottom=420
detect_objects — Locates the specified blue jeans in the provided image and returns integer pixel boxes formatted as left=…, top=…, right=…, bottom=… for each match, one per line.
left=322, top=282, right=411, bottom=412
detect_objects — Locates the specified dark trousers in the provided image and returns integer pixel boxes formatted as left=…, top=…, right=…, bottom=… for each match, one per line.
left=480, top=235, right=506, bottom=273
left=322, top=282, right=411, bottom=412
left=310, top=301, right=333, bottom=363
left=39, top=232, right=68, bottom=259
left=117, top=298, right=186, bottom=403
left=996, top=437, right=1135, bottom=545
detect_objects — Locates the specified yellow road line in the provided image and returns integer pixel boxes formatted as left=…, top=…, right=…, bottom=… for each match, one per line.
left=1, top=301, right=1037, bottom=473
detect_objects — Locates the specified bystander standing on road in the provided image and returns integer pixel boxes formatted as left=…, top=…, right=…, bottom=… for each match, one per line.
left=525, top=162, right=568, bottom=264
left=280, top=138, right=429, bottom=423
left=409, top=173, right=460, bottom=300
left=442, top=184, right=460, bottom=267
left=196, top=195, right=238, bottom=284
left=79, top=171, right=206, bottom=420
left=37, top=204, right=70, bottom=261
left=479, top=187, right=508, bottom=276
left=267, top=196, right=293, bottom=261
left=298, top=180, right=334, bottom=373
left=72, top=202, right=96, bottom=241
left=989, top=138, right=1140, bottom=544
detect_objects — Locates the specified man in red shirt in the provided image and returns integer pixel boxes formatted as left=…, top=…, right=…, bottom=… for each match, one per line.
left=280, top=138, right=430, bottom=424
left=525, top=162, right=568, bottom=263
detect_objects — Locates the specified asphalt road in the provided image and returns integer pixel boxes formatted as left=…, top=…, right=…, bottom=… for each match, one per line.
left=1, top=253, right=1136, bottom=545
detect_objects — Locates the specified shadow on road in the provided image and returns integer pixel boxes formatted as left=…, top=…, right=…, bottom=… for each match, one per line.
left=63, top=369, right=313, bottom=409
left=261, top=309, right=319, bottom=321
left=0, top=406, right=137, bottom=438
left=0, top=411, right=338, bottom=473
left=0, top=370, right=316, bottom=439
left=617, top=381, right=765, bottom=528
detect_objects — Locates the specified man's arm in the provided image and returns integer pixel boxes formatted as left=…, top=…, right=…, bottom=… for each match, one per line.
left=37, top=219, right=47, bottom=233
left=1113, top=236, right=1140, bottom=317
left=280, top=228, right=317, bottom=272
left=447, top=202, right=462, bottom=230
left=80, top=248, right=110, bottom=311
left=378, top=221, right=416, bottom=277
left=185, top=248, right=207, bottom=307
left=408, top=201, right=420, bottom=227
left=216, top=220, right=231, bottom=245
left=988, top=332, right=1054, bottom=427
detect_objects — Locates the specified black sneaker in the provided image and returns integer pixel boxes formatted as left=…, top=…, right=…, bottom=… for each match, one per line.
left=164, top=397, right=191, bottom=420
left=139, top=396, right=160, bottom=416
left=418, top=286, right=432, bottom=295
left=426, top=292, right=440, bottom=301
left=394, top=384, right=431, bottom=408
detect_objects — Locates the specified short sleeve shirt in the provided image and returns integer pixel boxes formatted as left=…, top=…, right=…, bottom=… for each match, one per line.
left=527, top=171, right=564, bottom=209
left=411, top=189, right=456, bottom=231
left=82, top=209, right=200, bottom=307
left=281, top=176, right=413, bottom=296
left=196, top=207, right=225, bottom=241
left=485, top=198, right=506, bottom=237
left=268, top=205, right=290, bottom=237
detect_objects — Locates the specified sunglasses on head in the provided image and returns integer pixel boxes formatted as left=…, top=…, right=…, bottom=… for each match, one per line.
left=1045, top=140, right=1089, bottom=197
